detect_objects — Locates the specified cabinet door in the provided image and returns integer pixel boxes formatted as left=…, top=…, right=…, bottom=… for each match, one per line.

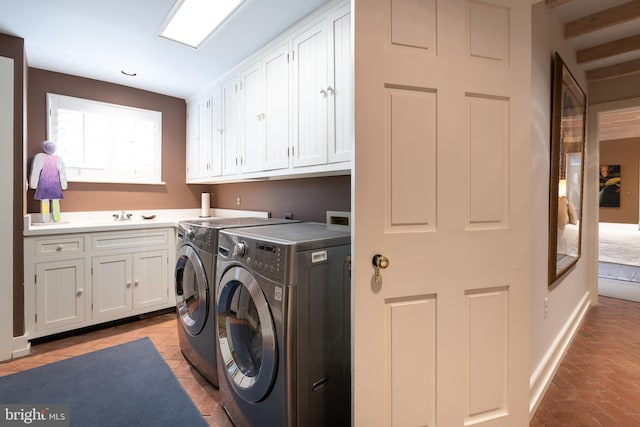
left=185, top=100, right=201, bottom=180
left=93, top=255, right=132, bottom=321
left=35, top=259, right=86, bottom=332
left=241, top=61, right=266, bottom=173
left=186, top=96, right=214, bottom=180
left=292, top=19, right=329, bottom=168
left=263, top=43, right=291, bottom=171
left=327, top=4, right=352, bottom=164
left=221, top=77, right=241, bottom=176
left=133, top=250, right=168, bottom=309
left=210, top=85, right=223, bottom=177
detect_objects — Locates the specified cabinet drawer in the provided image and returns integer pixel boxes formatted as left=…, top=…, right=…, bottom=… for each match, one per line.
left=91, top=230, right=169, bottom=251
left=35, top=237, right=84, bottom=257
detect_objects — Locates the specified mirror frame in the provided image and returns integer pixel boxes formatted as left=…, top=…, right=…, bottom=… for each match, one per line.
left=549, top=52, right=587, bottom=286
left=548, top=52, right=587, bottom=286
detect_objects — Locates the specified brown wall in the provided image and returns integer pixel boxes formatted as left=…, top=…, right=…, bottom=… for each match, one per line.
left=210, top=175, right=351, bottom=222
left=1, top=33, right=26, bottom=337
left=600, top=138, right=640, bottom=224
left=27, top=68, right=207, bottom=213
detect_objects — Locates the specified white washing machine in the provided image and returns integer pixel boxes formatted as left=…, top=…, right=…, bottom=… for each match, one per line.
left=215, top=222, right=351, bottom=426
left=174, top=217, right=298, bottom=387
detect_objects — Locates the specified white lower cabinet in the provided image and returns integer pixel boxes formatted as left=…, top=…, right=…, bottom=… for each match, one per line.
left=93, top=250, right=168, bottom=321
left=93, top=254, right=133, bottom=321
left=35, top=259, right=86, bottom=333
left=25, top=228, right=175, bottom=339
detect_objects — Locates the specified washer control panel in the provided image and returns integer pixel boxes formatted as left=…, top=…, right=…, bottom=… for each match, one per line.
left=178, top=223, right=215, bottom=253
left=247, top=241, right=284, bottom=282
left=221, top=236, right=285, bottom=282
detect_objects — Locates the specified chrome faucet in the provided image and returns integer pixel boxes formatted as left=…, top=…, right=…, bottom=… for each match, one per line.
left=113, top=210, right=133, bottom=221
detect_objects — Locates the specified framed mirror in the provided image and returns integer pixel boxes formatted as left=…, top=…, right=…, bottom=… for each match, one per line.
left=548, top=52, right=587, bottom=286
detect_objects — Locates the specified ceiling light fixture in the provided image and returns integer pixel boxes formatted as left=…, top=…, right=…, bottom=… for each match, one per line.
left=158, top=0, right=246, bottom=49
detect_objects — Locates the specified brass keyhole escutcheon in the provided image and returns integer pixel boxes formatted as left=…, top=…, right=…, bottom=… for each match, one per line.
left=372, top=254, right=390, bottom=285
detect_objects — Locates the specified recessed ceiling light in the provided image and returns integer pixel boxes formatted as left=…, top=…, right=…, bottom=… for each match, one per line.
left=121, top=70, right=137, bottom=77
left=158, top=0, right=246, bottom=49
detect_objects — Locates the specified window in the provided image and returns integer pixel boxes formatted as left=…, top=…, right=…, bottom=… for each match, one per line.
left=47, top=93, right=163, bottom=184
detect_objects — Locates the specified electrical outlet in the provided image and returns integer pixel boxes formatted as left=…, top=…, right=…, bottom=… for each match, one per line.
left=236, top=197, right=241, bottom=206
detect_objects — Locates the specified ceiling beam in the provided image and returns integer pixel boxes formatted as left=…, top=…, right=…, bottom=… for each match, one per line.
left=545, top=0, right=573, bottom=8
left=577, top=33, right=640, bottom=64
left=587, top=57, right=640, bottom=81
left=565, top=0, right=640, bottom=39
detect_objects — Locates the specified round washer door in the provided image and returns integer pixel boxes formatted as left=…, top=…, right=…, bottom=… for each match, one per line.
left=175, top=245, right=208, bottom=336
left=217, top=266, right=277, bottom=403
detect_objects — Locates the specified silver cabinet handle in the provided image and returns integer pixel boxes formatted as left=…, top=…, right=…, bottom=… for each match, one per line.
left=327, top=86, right=334, bottom=95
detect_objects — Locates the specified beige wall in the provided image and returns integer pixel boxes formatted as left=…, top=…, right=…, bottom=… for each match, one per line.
left=27, top=68, right=208, bottom=213
left=599, top=138, right=640, bottom=224
left=531, top=2, right=593, bottom=409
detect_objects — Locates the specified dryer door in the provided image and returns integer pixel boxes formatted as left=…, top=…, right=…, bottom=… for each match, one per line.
left=217, top=266, right=277, bottom=403
left=175, top=245, right=208, bottom=336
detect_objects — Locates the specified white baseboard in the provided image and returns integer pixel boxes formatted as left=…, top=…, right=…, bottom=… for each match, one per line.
left=599, top=277, right=640, bottom=302
left=529, top=291, right=591, bottom=417
left=12, top=334, right=30, bottom=359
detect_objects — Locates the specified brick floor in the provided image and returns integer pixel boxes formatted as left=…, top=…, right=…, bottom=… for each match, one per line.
left=531, top=296, right=640, bottom=427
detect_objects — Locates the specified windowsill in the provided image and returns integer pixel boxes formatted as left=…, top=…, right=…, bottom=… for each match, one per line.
left=67, top=180, right=167, bottom=186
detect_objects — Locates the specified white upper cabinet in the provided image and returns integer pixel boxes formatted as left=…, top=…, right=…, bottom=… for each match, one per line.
left=186, top=90, right=221, bottom=180
left=185, top=0, right=351, bottom=184
left=241, top=60, right=266, bottom=173
left=263, top=43, right=291, bottom=171
left=292, top=19, right=329, bottom=168
left=327, top=4, right=351, bottom=164
left=185, top=96, right=209, bottom=180
left=221, top=76, right=241, bottom=176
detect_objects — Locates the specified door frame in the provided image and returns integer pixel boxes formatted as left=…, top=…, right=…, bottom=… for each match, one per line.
left=588, top=95, right=640, bottom=303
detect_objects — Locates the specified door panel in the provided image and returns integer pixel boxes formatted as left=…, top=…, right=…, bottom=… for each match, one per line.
left=353, top=0, right=532, bottom=425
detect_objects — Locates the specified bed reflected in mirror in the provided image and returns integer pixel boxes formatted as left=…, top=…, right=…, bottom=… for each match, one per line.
left=548, top=52, right=587, bottom=286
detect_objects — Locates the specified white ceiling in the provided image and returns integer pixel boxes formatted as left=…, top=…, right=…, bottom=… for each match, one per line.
left=0, top=0, right=328, bottom=99
left=2, top=1, right=639, bottom=101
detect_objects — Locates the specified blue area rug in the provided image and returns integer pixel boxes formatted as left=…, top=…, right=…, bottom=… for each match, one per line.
left=0, top=337, right=207, bottom=426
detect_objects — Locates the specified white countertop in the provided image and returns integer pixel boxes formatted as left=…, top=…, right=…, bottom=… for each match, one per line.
left=24, top=208, right=269, bottom=236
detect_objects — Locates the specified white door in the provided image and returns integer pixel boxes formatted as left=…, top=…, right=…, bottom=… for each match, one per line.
left=353, top=1, right=532, bottom=426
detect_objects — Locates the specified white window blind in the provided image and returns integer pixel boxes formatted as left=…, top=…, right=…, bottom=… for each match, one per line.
left=47, top=93, right=163, bottom=184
